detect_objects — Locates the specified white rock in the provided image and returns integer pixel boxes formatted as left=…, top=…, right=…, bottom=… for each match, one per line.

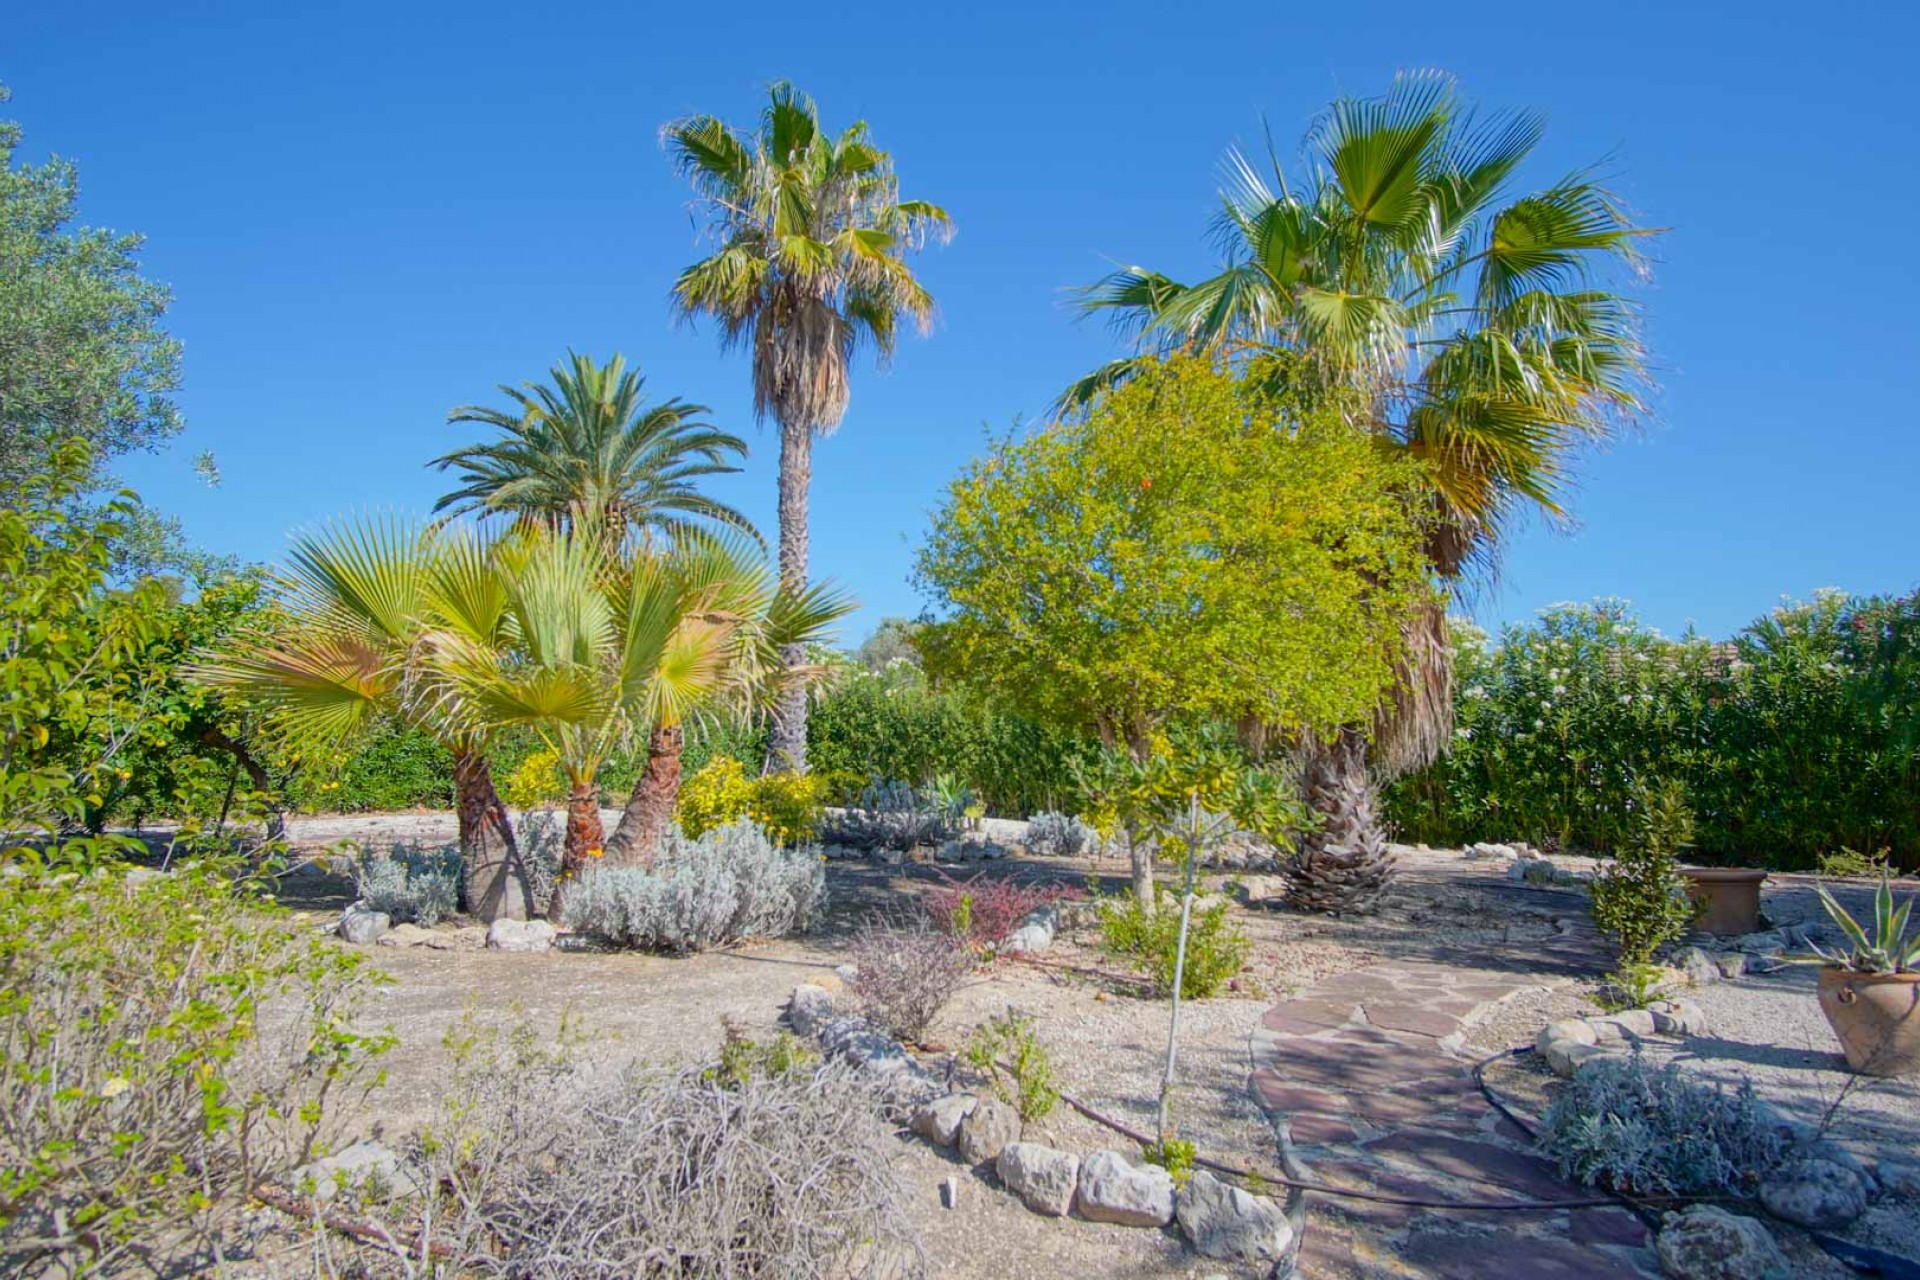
left=376, top=922, right=435, bottom=947
left=485, top=918, right=555, bottom=952
left=1175, top=1170, right=1294, bottom=1263
left=1656, top=1206, right=1789, bottom=1280
left=910, top=1093, right=977, bottom=1147
left=787, top=983, right=836, bottom=1037
left=940, top=1175, right=960, bottom=1209
left=290, top=1141, right=426, bottom=1203
left=1676, top=946, right=1722, bottom=987
left=339, top=908, right=390, bottom=945
left=1545, top=1039, right=1613, bottom=1078
left=996, top=1142, right=1079, bottom=1216
left=1591, top=1009, right=1656, bottom=1040
left=1536, top=1018, right=1596, bottom=1054
left=1758, top=1157, right=1870, bottom=1229
left=957, top=1097, right=1021, bottom=1165
left=1075, top=1150, right=1176, bottom=1227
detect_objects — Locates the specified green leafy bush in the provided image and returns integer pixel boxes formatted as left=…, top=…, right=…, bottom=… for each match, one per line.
left=675, top=755, right=825, bottom=846
left=1589, top=781, right=1700, bottom=979
left=1098, top=886, right=1249, bottom=999
left=962, top=1007, right=1059, bottom=1121
left=0, top=864, right=391, bottom=1273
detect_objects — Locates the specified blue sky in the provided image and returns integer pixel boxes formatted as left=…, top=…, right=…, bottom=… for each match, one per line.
left=10, top=0, right=1917, bottom=646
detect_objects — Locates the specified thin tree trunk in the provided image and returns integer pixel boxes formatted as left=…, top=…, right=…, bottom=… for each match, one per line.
left=765, top=415, right=812, bottom=775
left=1286, top=727, right=1395, bottom=913
left=603, top=721, right=683, bottom=868
left=551, top=781, right=606, bottom=917
left=1128, top=827, right=1156, bottom=912
left=196, top=724, right=287, bottom=843
left=452, top=748, right=533, bottom=923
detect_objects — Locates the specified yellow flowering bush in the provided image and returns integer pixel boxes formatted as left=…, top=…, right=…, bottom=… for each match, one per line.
left=677, top=756, right=824, bottom=846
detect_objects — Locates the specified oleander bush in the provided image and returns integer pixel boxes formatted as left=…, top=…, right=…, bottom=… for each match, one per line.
left=0, top=864, right=391, bottom=1275
left=561, top=820, right=825, bottom=952
left=352, top=840, right=462, bottom=924
left=1539, top=1052, right=1788, bottom=1196
left=1387, top=592, right=1920, bottom=870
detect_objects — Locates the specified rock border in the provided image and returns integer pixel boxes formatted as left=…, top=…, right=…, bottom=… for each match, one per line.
left=784, top=982, right=1293, bottom=1267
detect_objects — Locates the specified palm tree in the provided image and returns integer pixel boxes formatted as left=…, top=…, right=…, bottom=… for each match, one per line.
left=1072, top=72, right=1654, bottom=911
left=429, top=352, right=757, bottom=546
left=663, top=81, right=951, bottom=773
left=192, top=518, right=538, bottom=922
left=418, top=522, right=851, bottom=899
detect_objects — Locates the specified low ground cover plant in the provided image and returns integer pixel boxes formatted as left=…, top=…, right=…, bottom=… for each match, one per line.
left=1539, top=1052, right=1787, bottom=1196
left=921, top=871, right=1079, bottom=949
left=561, top=820, right=825, bottom=952
left=847, top=915, right=973, bottom=1042
left=0, top=864, right=391, bottom=1275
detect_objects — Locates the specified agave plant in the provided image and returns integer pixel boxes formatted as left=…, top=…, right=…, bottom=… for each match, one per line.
left=1808, top=875, right=1920, bottom=974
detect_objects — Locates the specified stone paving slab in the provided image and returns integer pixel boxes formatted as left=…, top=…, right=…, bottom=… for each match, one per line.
left=1248, top=909, right=1666, bottom=1277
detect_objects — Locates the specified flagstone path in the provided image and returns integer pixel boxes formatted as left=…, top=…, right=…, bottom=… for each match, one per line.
left=1250, top=914, right=1665, bottom=1279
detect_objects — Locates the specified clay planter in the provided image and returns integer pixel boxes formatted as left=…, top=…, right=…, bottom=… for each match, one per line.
left=1680, top=867, right=1767, bottom=936
left=1817, top=967, right=1920, bottom=1076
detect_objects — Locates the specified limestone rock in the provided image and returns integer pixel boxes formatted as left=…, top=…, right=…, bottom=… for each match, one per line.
left=1676, top=946, right=1721, bottom=987
left=290, top=1141, right=426, bottom=1203
left=1000, top=905, right=1058, bottom=954
left=1075, top=1150, right=1176, bottom=1227
left=1175, top=1170, right=1294, bottom=1263
left=376, top=922, right=435, bottom=947
left=1536, top=1018, right=1596, bottom=1054
left=1237, top=875, right=1288, bottom=905
left=910, top=1093, right=976, bottom=1147
left=339, top=908, right=390, bottom=945
left=787, top=983, right=836, bottom=1037
left=1757, top=1157, right=1870, bottom=1229
left=1590, top=1009, right=1656, bottom=1040
left=995, top=1142, right=1079, bottom=1216
left=1711, top=951, right=1748, bottom=978
left=1655, top=1206, right=1789, bottom=1280
left=957, top=1097, right=1021, bottom=1165
left=485, top=918, right=555, bottom=952
left=1648, top=1000, right=1708, bottom=1035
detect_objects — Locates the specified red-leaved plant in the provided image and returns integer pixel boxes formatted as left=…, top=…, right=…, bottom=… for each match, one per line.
left=922, top=872, right=1081, bottom=950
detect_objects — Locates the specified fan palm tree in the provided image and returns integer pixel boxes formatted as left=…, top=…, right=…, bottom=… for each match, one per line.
left=429, top=352, right=757, bottom=547
left=663, top=81, right=951, bottom=773
left=421, top=524, right=854, bottom=903
left=1072, top=72, right=1654, bottom=911
left=191, top=518, right=538, bottom=922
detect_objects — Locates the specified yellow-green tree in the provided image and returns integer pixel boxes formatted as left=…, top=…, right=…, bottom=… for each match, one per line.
left=917, top=355, right=1434, bottom=907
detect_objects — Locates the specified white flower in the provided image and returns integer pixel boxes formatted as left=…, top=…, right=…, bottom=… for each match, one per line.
left=1619, top=694, right=1633, bottom=705
left=1541, top=700, right=1553, bottom=711
left=1552, top=684, right=1566, bottom=696
left=1534, top=718, right=1545, bottom=730
left=1455, top=727, right=1472, bottom=739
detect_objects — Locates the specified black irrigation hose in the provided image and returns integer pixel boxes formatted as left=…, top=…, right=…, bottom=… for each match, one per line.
left=1473, top=1046, right=1920, bottom=1280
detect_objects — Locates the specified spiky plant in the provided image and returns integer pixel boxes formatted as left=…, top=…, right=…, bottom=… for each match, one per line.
left=664, top=81, right=950, bottom=774
left=1072, top=72, right=1654, bottom=910
left=1809, top=875, right=1920, bottom=974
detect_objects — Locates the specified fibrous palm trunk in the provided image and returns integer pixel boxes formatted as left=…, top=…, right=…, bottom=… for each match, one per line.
left=453, top=749, right=533, bottom=923
left=1286, top=728, right=1395, bottom=913
left=552, top=781, right=606, bottom=916
left=603, top=722, right=683, bottom=868
left=764, top=415, right=812, bottom=775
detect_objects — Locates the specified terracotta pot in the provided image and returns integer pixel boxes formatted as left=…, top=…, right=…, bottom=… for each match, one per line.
left=1817, top=967, right=1920, bottom=1076
left=1679, top=867, right=1767, bottom=936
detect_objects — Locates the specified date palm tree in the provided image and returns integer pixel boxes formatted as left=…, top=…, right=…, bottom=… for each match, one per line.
left=429, top=351, right=756, bottom=546
left=192, top=518, right=538, bottom=922
left=664, top=81, right=950, bottom=773
left=1072, top=72, right=1654, bottom=911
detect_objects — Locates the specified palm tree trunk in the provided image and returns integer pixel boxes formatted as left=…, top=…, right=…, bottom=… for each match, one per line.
left=765, top=415, right=812, bottom=775
left=602, top=721, right=683, bottom=868
left=453, top=749, right=534, bottom=923
left=552, top=780, right=606, bottom=916
left=1286, top=727, right=1395, bottom=913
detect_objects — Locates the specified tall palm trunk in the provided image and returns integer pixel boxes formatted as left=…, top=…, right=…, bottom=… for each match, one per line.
left=552, top=781, right=606, bottom=916
left=452, top=749, right=533, bottom=922
left=603, top=721, right=683, bottom=868
left=765, top=415, right=813, bottom=774
left=1286, top=727, right=1395, bottom=913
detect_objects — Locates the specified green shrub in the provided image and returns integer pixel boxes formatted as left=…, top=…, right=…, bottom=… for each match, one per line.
left=1098, top=886, right=1249, bottom=999
left=0, top=864, right=391, bottom=1273
left=963, top=1007, right=1059, bottom=1121
left=1588, top=781, right=1701, bottom=977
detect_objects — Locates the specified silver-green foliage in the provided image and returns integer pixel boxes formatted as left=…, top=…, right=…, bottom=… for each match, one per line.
left=1023, top=810, right=1099, bottom=858
left=821, top=781, right=956, bottom=851
left=354, top=842, right=462, bottom=925
left=1809, top=874, right=1920, bottom=973
left=1539, top=1053, right=1787, bottom=1196
left=562, top=820, right=826, bottom=952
